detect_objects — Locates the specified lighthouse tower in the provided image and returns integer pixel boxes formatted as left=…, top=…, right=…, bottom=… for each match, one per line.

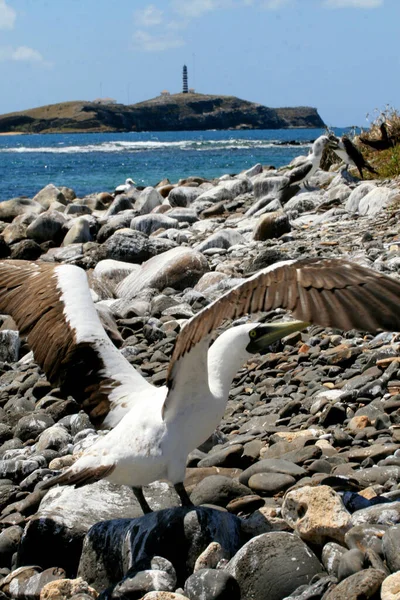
left=182, top=65, right=188, bottom=93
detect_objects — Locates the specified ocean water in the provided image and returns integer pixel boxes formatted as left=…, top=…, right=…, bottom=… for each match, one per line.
left=0, top=128, right=347, bottom=200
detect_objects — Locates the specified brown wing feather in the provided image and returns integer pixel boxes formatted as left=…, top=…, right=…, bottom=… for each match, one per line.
left=0, top=260, right=151, bottom=430
left=167, top=258, right=400, bottom=385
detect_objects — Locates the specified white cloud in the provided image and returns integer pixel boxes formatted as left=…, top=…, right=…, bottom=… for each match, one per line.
left=134, top=5, right=164, bottom=27
left=323, top=0, right=383, bottom=8
left=133, top=30, right=185, bottom=52
left=0, top=45, right=51, bottom=65
left=0, top=0, right=16, bottom=29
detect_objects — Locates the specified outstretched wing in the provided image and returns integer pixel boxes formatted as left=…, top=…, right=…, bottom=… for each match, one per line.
left=167, top=257, right=400, bottom=386
left=0, top=260, right=154, bottom=429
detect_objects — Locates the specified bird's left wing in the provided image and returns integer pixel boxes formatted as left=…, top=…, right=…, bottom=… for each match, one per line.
left=166, top=257, right=400, bottom=390
left=0, top=260, right=154, bottom=429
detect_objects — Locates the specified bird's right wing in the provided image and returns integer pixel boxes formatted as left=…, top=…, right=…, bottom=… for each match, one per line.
left=0, top=260, right=154, bottom=429
left=166, top=257, right=400, bottom=387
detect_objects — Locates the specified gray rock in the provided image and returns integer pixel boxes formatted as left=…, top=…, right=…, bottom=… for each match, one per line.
left=226, top=532, right=323, bottom=600
left=345, top=182, right=376, bottom=213
left=190, top=475, right=252, bottom=507
left=239, top=459, right=306, bottom=486
left=195, top=230, right=246, bottom=253
left=135, top=187, right=164, bottom=215
left=0, top=330, right=20, bottom=363
left=130, top=214, right=179, bottom=236
left=358, top=187, right=397, bottom=216
left=168, top=187, right=202, bottom=207
left=26, top=210, right=66, bottom=244
left=62, top=218, right=92, bottom=246
left=321, top=542, right=348, bottom=577
left=33, top=184, right=67, bottom=209
left=382, top=525, right=400, bottom=573
left=111, top=569, right=176, bottom=599
left=247, top=472, right=295, bottom=495
left=105, top=194, right=134, bottom=217
left=116, top=246, right=208, bottom=299
left=184, top=569, right=240, bottom=600
left=337, top=548, right=364, bottom=581
left=64, top=203, right=92, bottom=216
left=102, top=229, right=177, bottom=264
left=0, top=197, right=44, bottom=222
left=0, top=526, right=23, bottom=569
left=14, top=414, right=55, bottom=443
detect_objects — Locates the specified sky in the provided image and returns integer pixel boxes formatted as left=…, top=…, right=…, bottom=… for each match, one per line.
left=0, top=0, right=398, bottom=127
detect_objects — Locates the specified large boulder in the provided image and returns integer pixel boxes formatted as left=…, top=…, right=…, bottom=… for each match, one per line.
left=116, top=246, right=208, bottom=299
left=26, top=210, right=66, bottom=244
left=78, top=507, right=242, bottom=592
left=226, top=532, right=323, bottom=600
left=0, top=198, right=44, bottom=222
left=17, top=481, right=142, bottom=577
left=33, top=184, right=67, bottom=209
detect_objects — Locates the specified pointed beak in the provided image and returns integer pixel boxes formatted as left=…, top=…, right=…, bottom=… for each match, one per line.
left=246, top=320, right=310, bottom=354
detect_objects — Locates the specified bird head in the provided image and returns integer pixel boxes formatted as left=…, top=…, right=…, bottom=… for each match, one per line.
left=244, top=320, right=310, bottom=354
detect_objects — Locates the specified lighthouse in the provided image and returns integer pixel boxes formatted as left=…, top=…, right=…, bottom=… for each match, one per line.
left=182, top=65, right=188, bottom=93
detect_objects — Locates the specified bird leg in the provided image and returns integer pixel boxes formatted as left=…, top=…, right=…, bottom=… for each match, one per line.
left=132, top=486, right=152, bottom=514
left=174, top=482, right=193, bottom=507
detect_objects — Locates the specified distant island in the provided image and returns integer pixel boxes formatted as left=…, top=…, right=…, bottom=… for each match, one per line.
left=0, top=93, right=325, bottom=134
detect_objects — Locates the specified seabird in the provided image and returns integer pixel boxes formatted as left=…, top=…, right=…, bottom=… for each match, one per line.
left=360, top=122, right=397, bottom=151
left=280, top=135, right=333, bottom=190
left=114, top=178, right=136, bottom=195
left=328, top=134, right=378, bottom=179
left=1, top=258, right=400, bottom=513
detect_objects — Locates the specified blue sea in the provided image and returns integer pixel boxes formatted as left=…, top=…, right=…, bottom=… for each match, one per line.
left=0, top=128, right=348, bottom=201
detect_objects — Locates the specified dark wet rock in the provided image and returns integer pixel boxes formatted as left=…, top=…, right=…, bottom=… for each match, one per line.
left=247, top=472, right=295, bottom=495
left=78, top=507, right=242, bottom=592
left=9, top=239, right=42, bottom=260
left=323, top=568, right=385, bottom=600
left=226, top=531, right=323, bottom=600
left=239, top=459, right=306, bottom=486
left=184, top=568, right=240, bottom=600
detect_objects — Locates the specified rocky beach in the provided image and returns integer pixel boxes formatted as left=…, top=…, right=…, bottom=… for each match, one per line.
left=0, top=147, right=400, bottom=600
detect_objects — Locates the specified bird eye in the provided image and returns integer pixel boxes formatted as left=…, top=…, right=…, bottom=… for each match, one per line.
left=250, top=330, right=257, bottom=338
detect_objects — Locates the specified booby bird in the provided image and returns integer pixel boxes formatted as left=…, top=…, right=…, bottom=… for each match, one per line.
left=360, top=122, right=398, bottom=151
left=328, top=134, right=378, bottom=179
left=280, top=135, right=333, bottom=190
left=114, top=178, right=136, bottom=195
left=1, top=258, right=400, bottom=513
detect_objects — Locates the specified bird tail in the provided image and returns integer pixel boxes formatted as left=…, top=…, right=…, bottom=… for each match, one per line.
left=39, top=463, right=115, bottom=490
left=365, top=163, right=378, bottom=175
